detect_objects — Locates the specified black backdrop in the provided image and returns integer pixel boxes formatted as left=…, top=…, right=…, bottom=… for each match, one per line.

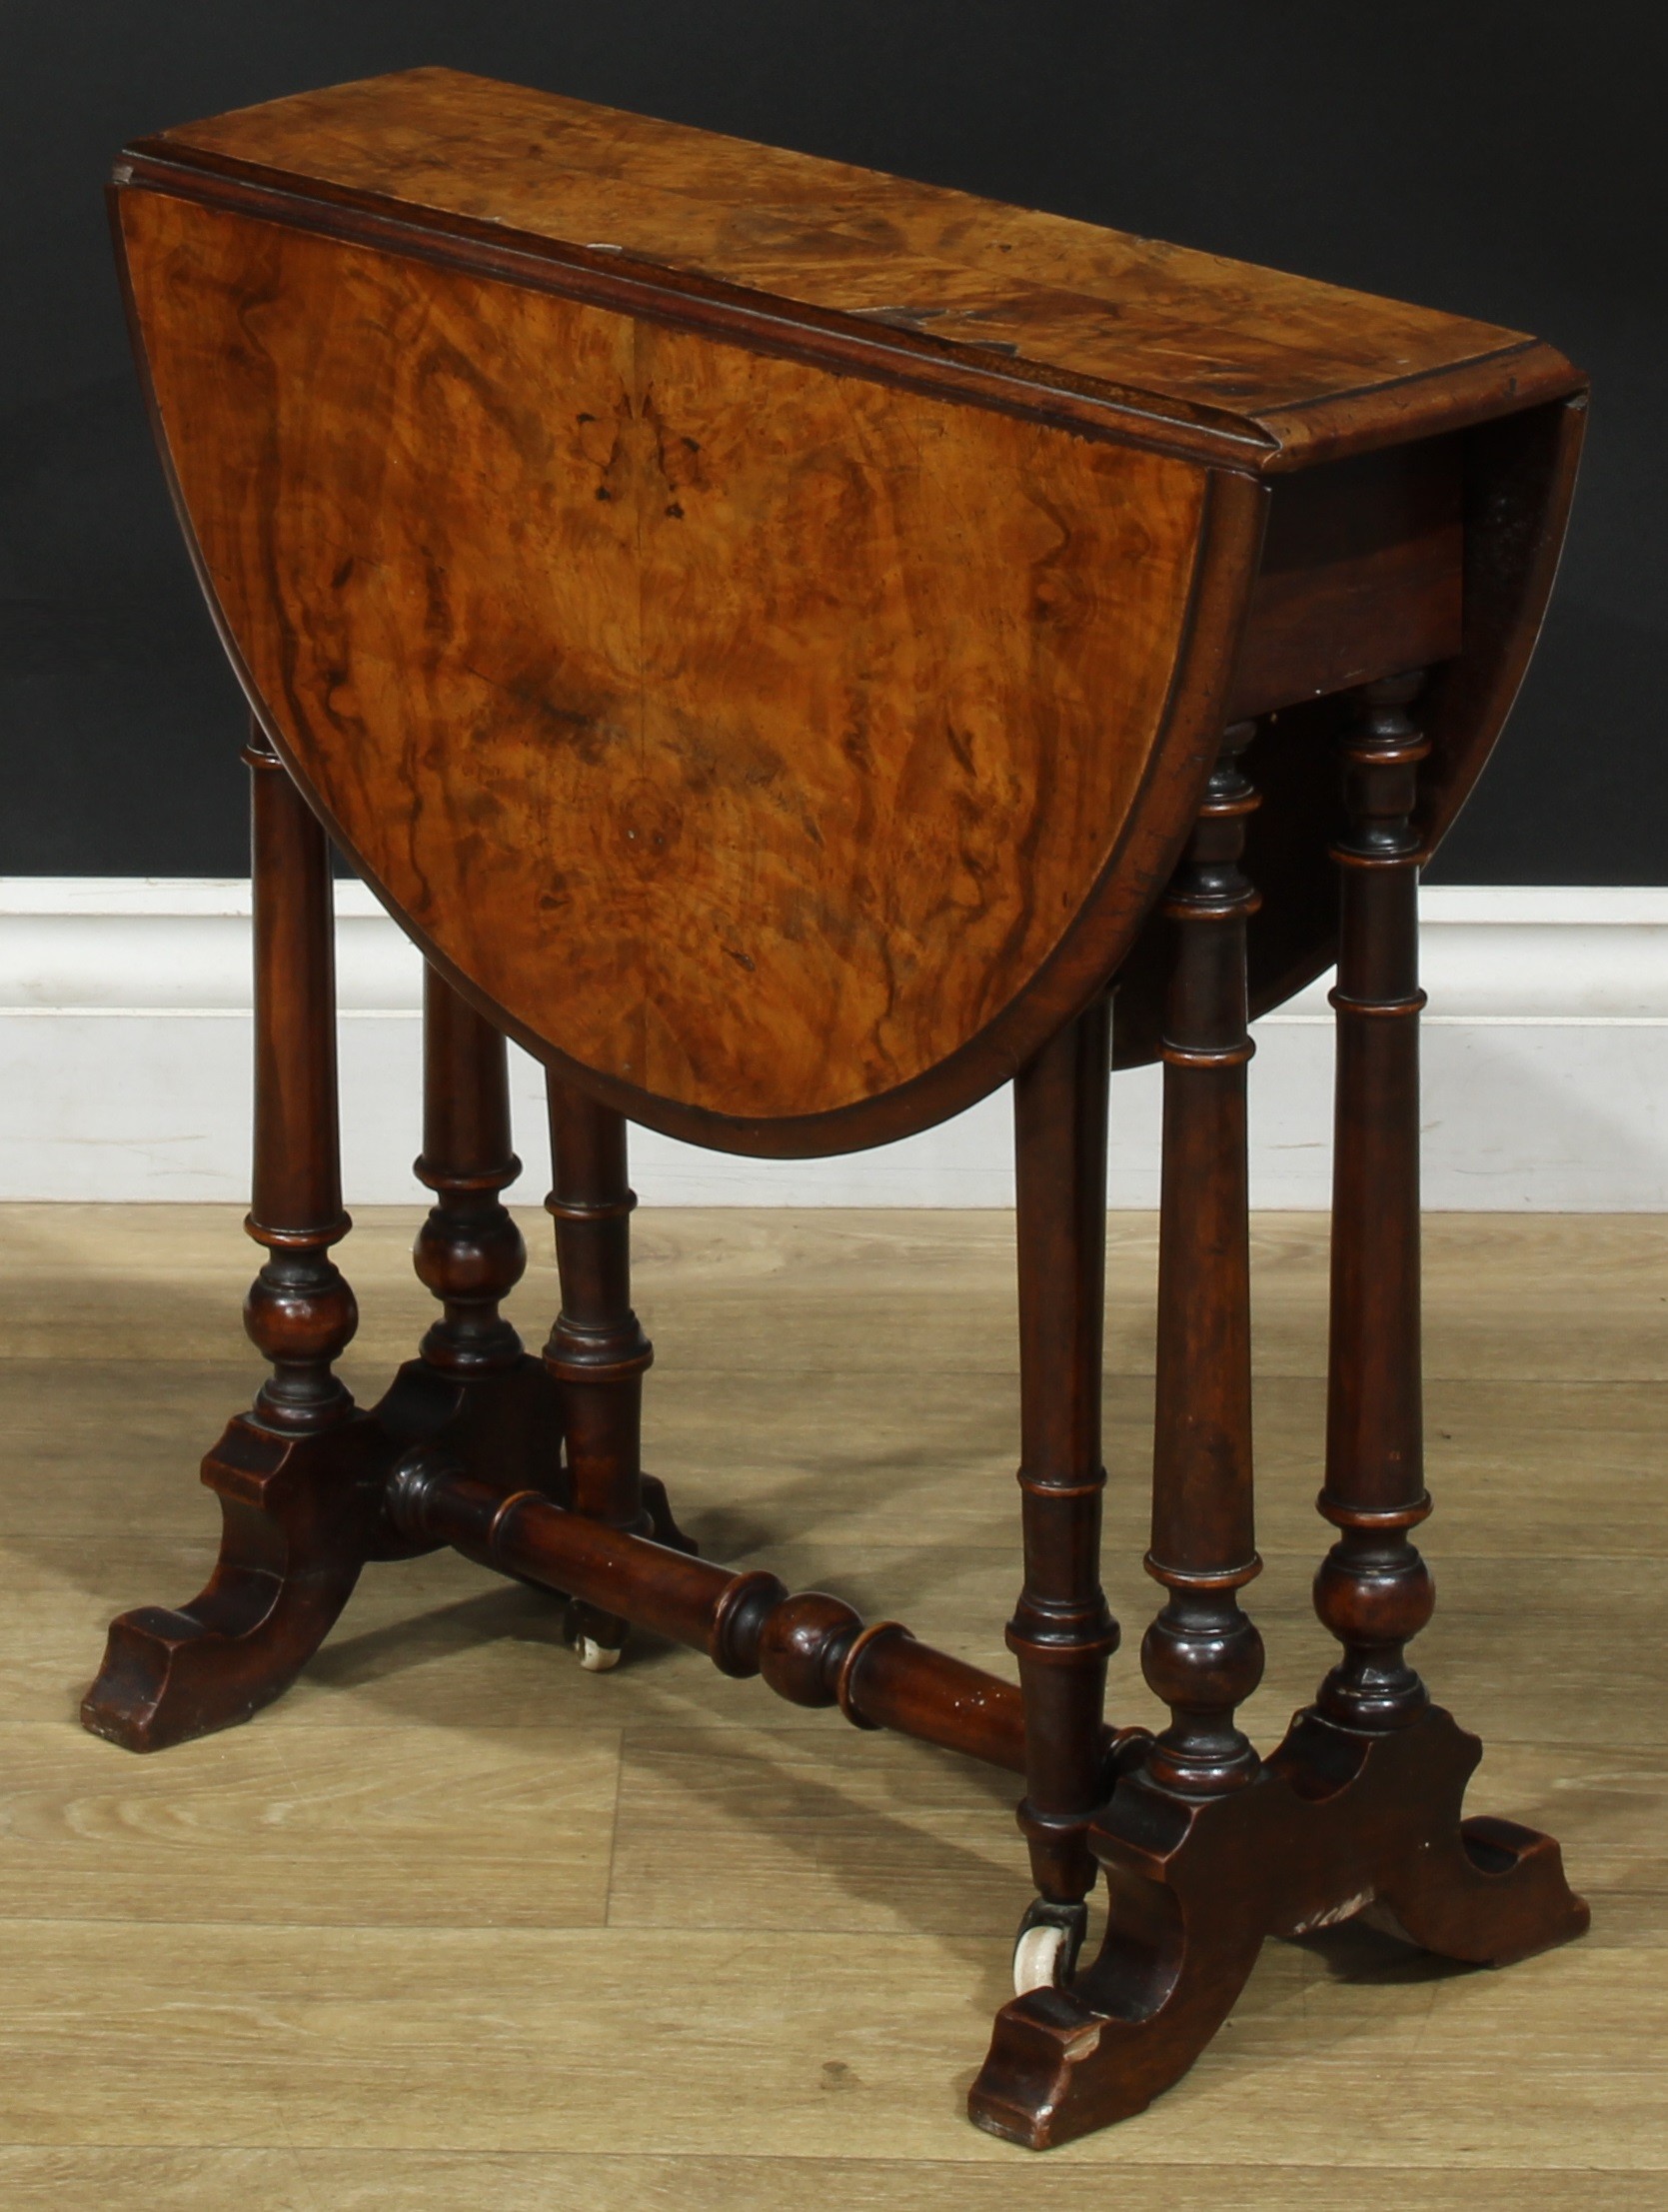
left=4, top=1, right=1661, bottom=880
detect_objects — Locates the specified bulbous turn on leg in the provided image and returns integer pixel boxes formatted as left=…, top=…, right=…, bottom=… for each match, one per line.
left=82, top=729, right=378, bottom=1752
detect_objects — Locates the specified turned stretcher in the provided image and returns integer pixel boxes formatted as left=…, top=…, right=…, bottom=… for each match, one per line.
left=84, top=69, right=1588, bottom=2147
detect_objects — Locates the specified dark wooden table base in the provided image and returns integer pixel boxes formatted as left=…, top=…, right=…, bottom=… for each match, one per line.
left=81, top=687, right=1586, bottom=2149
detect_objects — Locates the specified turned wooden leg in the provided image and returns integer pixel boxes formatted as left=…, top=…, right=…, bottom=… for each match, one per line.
left=970, top=722, right=1269, bottom=2143
left=371, top=966, right=565, bottom=1526
left=1315, top=670, right=1434, bottom=1728
left=240, top=730, right=357, bottom=1435
left=413, top=964, right=530, bottom=1377
left=1315, top=671, right=1588, bottom=1961
left=1006, top=998, right=1121, bottom=1983
left=82, top=723, right=382, bottom=1751
left=972, top=713, right=1586, bottom=2149
left=1141, top=719, right=1265, bottom=1793
left=544, top=1078, right=690, bottom=1666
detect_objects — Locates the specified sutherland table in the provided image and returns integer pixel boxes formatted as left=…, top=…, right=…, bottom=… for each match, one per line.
left=83, top=69, right=1591, bottom=2148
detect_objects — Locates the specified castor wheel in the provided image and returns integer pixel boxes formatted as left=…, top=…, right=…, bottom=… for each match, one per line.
left=564, top=1599, right=625, bottom=1672
left=1011, top=1896, right=1089, bottom=1996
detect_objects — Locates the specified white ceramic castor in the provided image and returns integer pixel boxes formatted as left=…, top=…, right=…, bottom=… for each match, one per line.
left=1011, top=1899, right=1089, bottom=1996
left=575, top=1634, right=623, bottom=1672
left=1012, top=1921, right=1068, bottom=1995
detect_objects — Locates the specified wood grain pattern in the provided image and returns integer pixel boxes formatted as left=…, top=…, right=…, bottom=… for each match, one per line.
left=92, top=79, right=1602, bottom=2145
left=8, top=1204, right=1664, bottom=2197
left=122, top=186, right=1231, bottom=1128
left=1112, top=397, right=1588, bottom=1071
left=134, top=67, right=1581, bottom=469
left=1231, top=438, right=1464, bottom=721
left=0, top=2157, right=1654, bottom=2212
left=115, top=71, right=1587, bottom=1125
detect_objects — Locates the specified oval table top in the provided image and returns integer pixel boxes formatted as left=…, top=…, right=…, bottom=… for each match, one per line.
left=114, top=70, right=1586, bottom=1153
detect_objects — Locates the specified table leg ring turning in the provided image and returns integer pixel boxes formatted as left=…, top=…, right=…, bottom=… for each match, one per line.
left=88, top=79, right=1597, bottom=2139
left=965, top=690, right=1588, bottom=2148
left=79, top=688, right=1591, bottom=2147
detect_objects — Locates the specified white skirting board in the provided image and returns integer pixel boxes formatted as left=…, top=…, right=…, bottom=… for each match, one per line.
left=3, top=879, right=1667, bottom=1208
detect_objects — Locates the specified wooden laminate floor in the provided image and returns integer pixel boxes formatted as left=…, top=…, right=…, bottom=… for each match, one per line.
left=0, top=1203, right=1663, bottom=2208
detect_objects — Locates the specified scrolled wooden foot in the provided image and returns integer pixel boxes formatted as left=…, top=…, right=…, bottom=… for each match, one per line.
left=1377, top=1813, right=1590, bottom=1966
left=971, top=1780, right=1264, bottom=2148
left=968, top=1702, right=1587, bottom=2148
left=83, top=727, right=397, bottom=1752
left=80, top=1410, right=387, bottom=1752
left=1362, top=1724, right=1590, bottom=1966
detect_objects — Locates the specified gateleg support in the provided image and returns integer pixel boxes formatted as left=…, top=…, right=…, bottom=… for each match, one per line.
left=971, top=704, right=1586, bottom=2150
left=544, top=1077, right=693, bottom=1666
left=1006, top=995, right=1121, bottom=1942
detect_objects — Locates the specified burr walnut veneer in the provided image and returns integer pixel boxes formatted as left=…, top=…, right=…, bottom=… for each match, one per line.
left=85, top=69, right=1589, bottom=2147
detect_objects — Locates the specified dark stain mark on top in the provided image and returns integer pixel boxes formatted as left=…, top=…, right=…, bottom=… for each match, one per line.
left=848, top=305, right=950, bottom=335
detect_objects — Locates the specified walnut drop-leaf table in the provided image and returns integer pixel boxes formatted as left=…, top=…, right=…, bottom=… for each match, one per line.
left=83, top=68, right=1590, bottom=2148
